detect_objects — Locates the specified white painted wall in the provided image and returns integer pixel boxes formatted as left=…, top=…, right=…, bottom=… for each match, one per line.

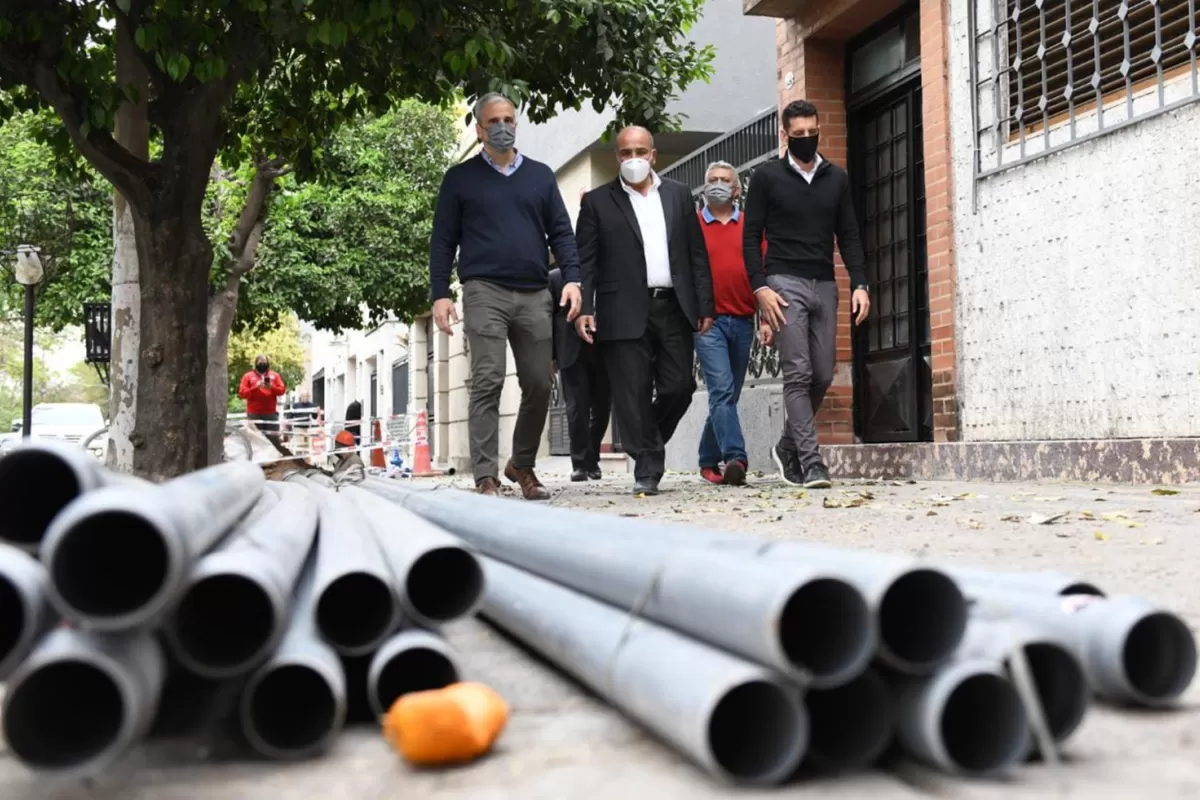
left=948, top=1, right=1200, bottom=440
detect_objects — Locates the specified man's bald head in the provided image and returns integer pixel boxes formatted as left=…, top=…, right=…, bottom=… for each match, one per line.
left=615, top=126, right=655, bottom=153
left=614, top=126, right=657, bottom=187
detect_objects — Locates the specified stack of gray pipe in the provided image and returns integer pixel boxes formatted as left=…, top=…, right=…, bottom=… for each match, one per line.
left=0, top=445, right=483, bottom=778
left=358, top=477, right=1197, bottom=786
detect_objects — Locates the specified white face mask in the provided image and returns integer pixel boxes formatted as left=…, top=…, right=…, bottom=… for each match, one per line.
left=620, top=157, right=651, bottom=185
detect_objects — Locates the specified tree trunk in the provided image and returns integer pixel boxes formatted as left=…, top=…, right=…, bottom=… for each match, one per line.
left=204, top=166, right=277, bottom=464
left=106, top=19, right=148, bottom=472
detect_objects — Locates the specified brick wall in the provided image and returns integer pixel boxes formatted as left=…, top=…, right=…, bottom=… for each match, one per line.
left=775, top=0, right=959, bottom=444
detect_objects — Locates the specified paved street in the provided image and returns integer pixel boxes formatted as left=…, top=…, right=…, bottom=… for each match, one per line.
left=4, top=469, right=1199, bottom=799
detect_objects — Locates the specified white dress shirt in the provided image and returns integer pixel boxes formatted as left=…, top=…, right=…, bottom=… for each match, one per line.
left=621, top=172, right=672, bottom=289
left=787, top=152, right=823, bottom=184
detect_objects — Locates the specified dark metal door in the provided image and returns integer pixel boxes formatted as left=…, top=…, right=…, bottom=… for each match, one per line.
left=849, top=79, right=932, bottom=442
left=312, top=369, right=325, bottom=414
left=392, top=360, right=409, bottom=416
left=548, top=375, right=569, bottom=456
left=369, top=373, right=378, bottom=422
left=425, top=318, right=436, bottom=456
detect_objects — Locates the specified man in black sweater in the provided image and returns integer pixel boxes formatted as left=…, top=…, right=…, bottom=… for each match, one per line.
left=429, top=93, right=582, bottom=499
left=742, top=99, right=871, bottom=489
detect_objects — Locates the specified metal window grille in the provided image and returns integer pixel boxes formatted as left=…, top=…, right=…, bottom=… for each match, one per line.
left=83, top=301, right=111, bottom=385
left=969, top=0, right=1199, bottom=181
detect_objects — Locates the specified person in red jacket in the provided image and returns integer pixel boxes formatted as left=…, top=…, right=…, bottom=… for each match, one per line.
left=238, top=354, right=287, bottom=446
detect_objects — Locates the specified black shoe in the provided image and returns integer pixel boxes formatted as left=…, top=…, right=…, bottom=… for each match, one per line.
left=633, top=479, right=660, bottom=496
left=571, top=468, right=588, bottom=482
left=586, top=468, right=603, bottom=480
left=772, top=445, right=804, bottom=487
left=802, top=464, right=832, bottom=489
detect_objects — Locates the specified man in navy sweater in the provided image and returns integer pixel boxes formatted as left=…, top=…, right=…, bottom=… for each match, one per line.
left=429, top=93, right=583, bottom=498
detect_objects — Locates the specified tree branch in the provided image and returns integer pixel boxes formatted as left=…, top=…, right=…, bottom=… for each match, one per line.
left=227, top=165, right=278, bottom=268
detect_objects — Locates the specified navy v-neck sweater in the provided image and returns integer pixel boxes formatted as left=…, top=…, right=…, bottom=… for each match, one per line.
left=428, top=154, right=580, bottom=301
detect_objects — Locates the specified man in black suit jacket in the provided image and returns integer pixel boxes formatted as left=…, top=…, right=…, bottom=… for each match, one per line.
left=550, top=267, right=610, bottom=481
left=575, top=126, right=715, bottom=495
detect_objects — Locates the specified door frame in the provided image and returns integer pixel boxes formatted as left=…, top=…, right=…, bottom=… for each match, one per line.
left=845, top=7, right=931, bottom=443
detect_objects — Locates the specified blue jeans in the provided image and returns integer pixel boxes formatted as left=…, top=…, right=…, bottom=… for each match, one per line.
left=695, top=315, right=753, bottom=468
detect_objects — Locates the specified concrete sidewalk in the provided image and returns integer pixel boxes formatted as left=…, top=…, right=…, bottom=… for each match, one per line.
left=4, top=472, right=1199, bottom=799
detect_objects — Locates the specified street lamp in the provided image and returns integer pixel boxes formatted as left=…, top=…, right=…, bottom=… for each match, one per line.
left=14, top=245, right=43, bottom=440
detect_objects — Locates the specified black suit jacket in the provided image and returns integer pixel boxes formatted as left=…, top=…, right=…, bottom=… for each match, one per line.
left=548, top=268, right=584, bottom=370
left=577, top=176, right=714, bottom=342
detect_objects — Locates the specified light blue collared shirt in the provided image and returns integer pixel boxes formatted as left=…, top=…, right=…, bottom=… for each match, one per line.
left=701, top=205, right=741, bottom=224
left=481, top=148, right=524, bottom=176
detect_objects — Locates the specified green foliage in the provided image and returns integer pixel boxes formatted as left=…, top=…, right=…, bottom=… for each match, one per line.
left=226, top=312, right=306, bottom=403
left=249, top=100, right=457, bottom=332
left=0, top=111, right=111, bottom=331
left=0, top=324, right=104, bottom=424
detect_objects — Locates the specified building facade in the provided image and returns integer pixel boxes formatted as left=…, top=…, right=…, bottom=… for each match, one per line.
left=722, top=0, right=1200, bottom=482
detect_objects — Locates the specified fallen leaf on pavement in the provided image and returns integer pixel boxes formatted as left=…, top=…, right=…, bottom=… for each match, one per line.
left=1140, top=538, right=1165, bottom=545
left=1093, top=531, right=1110, bottom=541
left=824, top=496, right=867, bottom=509
left=1037, top=496, right=1065, bottom=502
left=1029, top=512, right=1068, bottom=525
left=1078, top=510, right=1095, bottom=520
left=1000, top=514, right=1023, bottom=522
left=961, top=519, right=985, bottom=529
left=1100, top=511, right=1133, bottom=521
left=927, top=510, right=939, bottom=516
left=1152, top=488, right=1180, bottom=496
left=957, top=492, right=979, bottom=499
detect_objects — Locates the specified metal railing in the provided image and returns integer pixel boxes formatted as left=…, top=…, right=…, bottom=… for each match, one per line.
left=660, top=107, right=780, bottom=192
left=969, top=0, right=1199, bottom=188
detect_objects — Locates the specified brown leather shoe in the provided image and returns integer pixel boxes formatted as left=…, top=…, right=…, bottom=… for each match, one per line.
left=476, top=476, right=500, bottom=495
left=504, top=461, right=550, bottom=501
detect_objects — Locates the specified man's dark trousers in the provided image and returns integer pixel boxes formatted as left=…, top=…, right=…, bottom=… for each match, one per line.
left=463, top=279, right=553, bottom=481
left=601, top=291, right=695, bottom=482
left=769, top=274, right=838, bottom=472
left=560, top=347, right=610, bottom=472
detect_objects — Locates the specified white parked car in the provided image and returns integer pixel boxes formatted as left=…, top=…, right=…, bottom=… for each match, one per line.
left=0, top=403, right=108, bottom=460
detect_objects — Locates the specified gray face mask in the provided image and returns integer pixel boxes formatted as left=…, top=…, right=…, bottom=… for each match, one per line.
left=485, top=121, right=516, bottom=152
left=704, top=182, right=734, bottom=206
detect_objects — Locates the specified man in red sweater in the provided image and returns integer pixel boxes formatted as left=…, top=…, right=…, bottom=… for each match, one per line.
left=694, top=161, right=758, bottom=486
left=238, top=353, right=287, bottom=447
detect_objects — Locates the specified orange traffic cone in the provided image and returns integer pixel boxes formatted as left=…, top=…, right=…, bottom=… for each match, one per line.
left=411, top=410, right=440, bottom=477
left=371, top=418, right=386, bottom=469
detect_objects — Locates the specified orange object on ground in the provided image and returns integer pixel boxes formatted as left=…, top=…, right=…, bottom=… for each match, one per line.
left=382, top=681, right=509, bottom=766
left=371, top=419, right=386, bottom=468
left=410, top=409, right=441, bottom=476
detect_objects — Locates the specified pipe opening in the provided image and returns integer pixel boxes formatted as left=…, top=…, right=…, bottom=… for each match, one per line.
left=0, top=577, right=25, bottom=662
left=1059, top=582, right=1105, bottom=597
left=4, top=661, right=124, bottom=769
left=1123, top=612, right=1198, bottom=702
left=174, top=575, right=275, bottom=673
left=0, top=451, right=81, bottom=546
left=940, top=673, right=1028, bottom=774
left=879, top=569, right=967, bottom=671
left=373, top=647, right=459, bottom=715
left=49, top=511, right=168, bottom=619
left=406, top=547, right=484, bottom=623
left=1007, top=643, right=1087, bottom=743
left=316, top=572, right=395, bottom=652
left=780, top=578, right=871, bottom=681
left=805, top=670, right=894, bottom=769
left=247, top=664, right=337, bottom=753
left=707, top=680, right=804, bottom=784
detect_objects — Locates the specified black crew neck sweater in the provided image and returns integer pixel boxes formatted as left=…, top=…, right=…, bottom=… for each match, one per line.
left=428, top=154, right=580, bottom=301
left=741, top=156, right=868, bottom=292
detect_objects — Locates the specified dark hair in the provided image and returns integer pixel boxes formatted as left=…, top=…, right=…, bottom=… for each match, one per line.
left=781, top=100, right=819, bottom=131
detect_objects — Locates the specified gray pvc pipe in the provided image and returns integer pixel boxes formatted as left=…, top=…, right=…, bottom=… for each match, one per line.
left=803, top=666, right=895, bottom=771
left=163, top=482, right=319, bottom=678
left=241, top=561, right=347, bottom=760
left=892, top=658, right=1031, bottom=777
left=2, top=627, right=165, bottom=777
left=363, top=479, right=870, bottom=687
left=480, top=557, right=808, bottom=786
left=956, top=617, right=1089, bottom=749
left=947, top=565, right=1105, bottom=598
left=341, top=485, right=485, bottom=627
left=40, top=461, right=266, bottom=631
left=292, top=478, right=400, bottom=656
left=0, top=440, right=115, bottom=551
left=971, top=588, right=1197, bottom=707
left=367, top=628, right=462, bottom=718
left=0, top=543, right=55, bottom=680
left=365, top=478, right=962, bottom=677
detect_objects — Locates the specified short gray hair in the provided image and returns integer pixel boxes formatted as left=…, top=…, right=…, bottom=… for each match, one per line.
left=473, top=92, right=515, bottom=123
left=705, top=160, right=740, bottom=183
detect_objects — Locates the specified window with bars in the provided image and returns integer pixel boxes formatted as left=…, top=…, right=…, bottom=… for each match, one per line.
left=1006, top=0, right=1195, bottom=132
